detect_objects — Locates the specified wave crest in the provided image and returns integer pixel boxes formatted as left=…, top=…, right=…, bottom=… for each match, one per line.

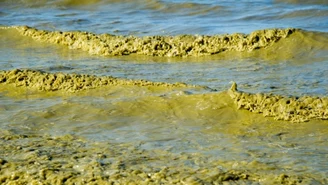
left=14, top=26, right=295, bottom=57
left=229, top=82, right=328, bottom=122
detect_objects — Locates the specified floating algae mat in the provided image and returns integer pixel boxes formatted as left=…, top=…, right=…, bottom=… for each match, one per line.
left=228, top=82, right=328, bottom=123
left=0, top=69, right=327, bottom=123
left=14, top=26, right=295, bottom=57
left=0, top=86, right=327, bottom=184
left=0, top=69, right=194, bottom=92
left=1, top=26, right=328, bottom=184
left=1, top=130, right=327, bottom=184
left=1, top=1, right=328, bottom=183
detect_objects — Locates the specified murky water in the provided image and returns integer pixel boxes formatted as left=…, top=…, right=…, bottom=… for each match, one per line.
left=0, top=0, right=327, bottom=184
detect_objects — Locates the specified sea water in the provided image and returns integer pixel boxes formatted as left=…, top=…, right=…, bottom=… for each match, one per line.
left=0, top=0, right=328, bottom=184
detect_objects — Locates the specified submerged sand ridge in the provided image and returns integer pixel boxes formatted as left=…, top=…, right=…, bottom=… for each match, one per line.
left=228, top=82, right=328, bottom=122
left=15, top=26, right=295, bottom=57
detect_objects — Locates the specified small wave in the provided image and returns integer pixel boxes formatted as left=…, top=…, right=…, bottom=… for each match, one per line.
left=1, top=69, right=327, bottom=123
left=275, top=0, right=328, bottom=5
left=0, top=69, right=195, bottom=92
left=2, top=0, right=222, bottom=14
left=140, top=1, right=223, bottom=16
left=56, top=0, right=101, bottom=7
left=228, top=82, right=328, bottom=123
left=1, top=0, right=102, bottom=9
left=278, top=9, right=328, bottom=19
left=238, top=9, right=328, bottom=22
left=13, top=26, right=296, bottom=57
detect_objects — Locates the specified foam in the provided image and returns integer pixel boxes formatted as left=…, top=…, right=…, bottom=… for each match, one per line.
left=15, top=26, right=296, bottom=57
left=0, top=69, right=192, bottom=92
left=228, top=82, right=328, bottom=122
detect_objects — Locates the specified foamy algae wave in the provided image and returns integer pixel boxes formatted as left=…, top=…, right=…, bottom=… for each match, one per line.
left=14, top=26, right=295, bottom=57
left=228, top=82, right=328, bottom=122
left=0, top=69, right=192, bottom=92
left=1, top=69, right=327, bottom=123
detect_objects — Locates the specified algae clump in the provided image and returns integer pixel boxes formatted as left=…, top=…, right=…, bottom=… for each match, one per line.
left=15, top=26, right=296, bottom=57
left=0, top=69, right=192, bottom=92
left=0, top=130, right=326, bottom=185
left=228, top=82, right=328, bottom=122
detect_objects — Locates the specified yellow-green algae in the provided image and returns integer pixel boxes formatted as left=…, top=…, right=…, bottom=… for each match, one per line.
left=228, top=82, right=328, bottom=123
left=1, top=69, right=327, bottom=123
left=15, top=26, right=296, bottom=57
left=0, top=130, right=325, bottom=185
left=0, top=69, right=194, bottom=92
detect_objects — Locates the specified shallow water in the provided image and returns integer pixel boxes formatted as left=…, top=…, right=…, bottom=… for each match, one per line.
left=1, top=0, right=328, bottom=35
left=0, top=0, right=328, bottom=184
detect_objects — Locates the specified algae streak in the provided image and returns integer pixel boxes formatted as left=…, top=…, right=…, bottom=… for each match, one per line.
left=15, top=26, right=295, bottom=57
left=228, top=82, right=328, bottom=122
left=0, top=69, right=191, bottom=92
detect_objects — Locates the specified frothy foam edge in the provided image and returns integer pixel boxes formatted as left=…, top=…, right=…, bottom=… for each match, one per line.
left=12, top=26, right=296, bottom=57
left=0, top=69, right=195, bottom=92
left=0, top=69, right=327, bottom=122
left=228, top=82, right=328, bottom=122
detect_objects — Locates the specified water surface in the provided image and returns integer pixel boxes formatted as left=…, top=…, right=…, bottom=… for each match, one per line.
left=0, top=0, right=327, bottom=184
